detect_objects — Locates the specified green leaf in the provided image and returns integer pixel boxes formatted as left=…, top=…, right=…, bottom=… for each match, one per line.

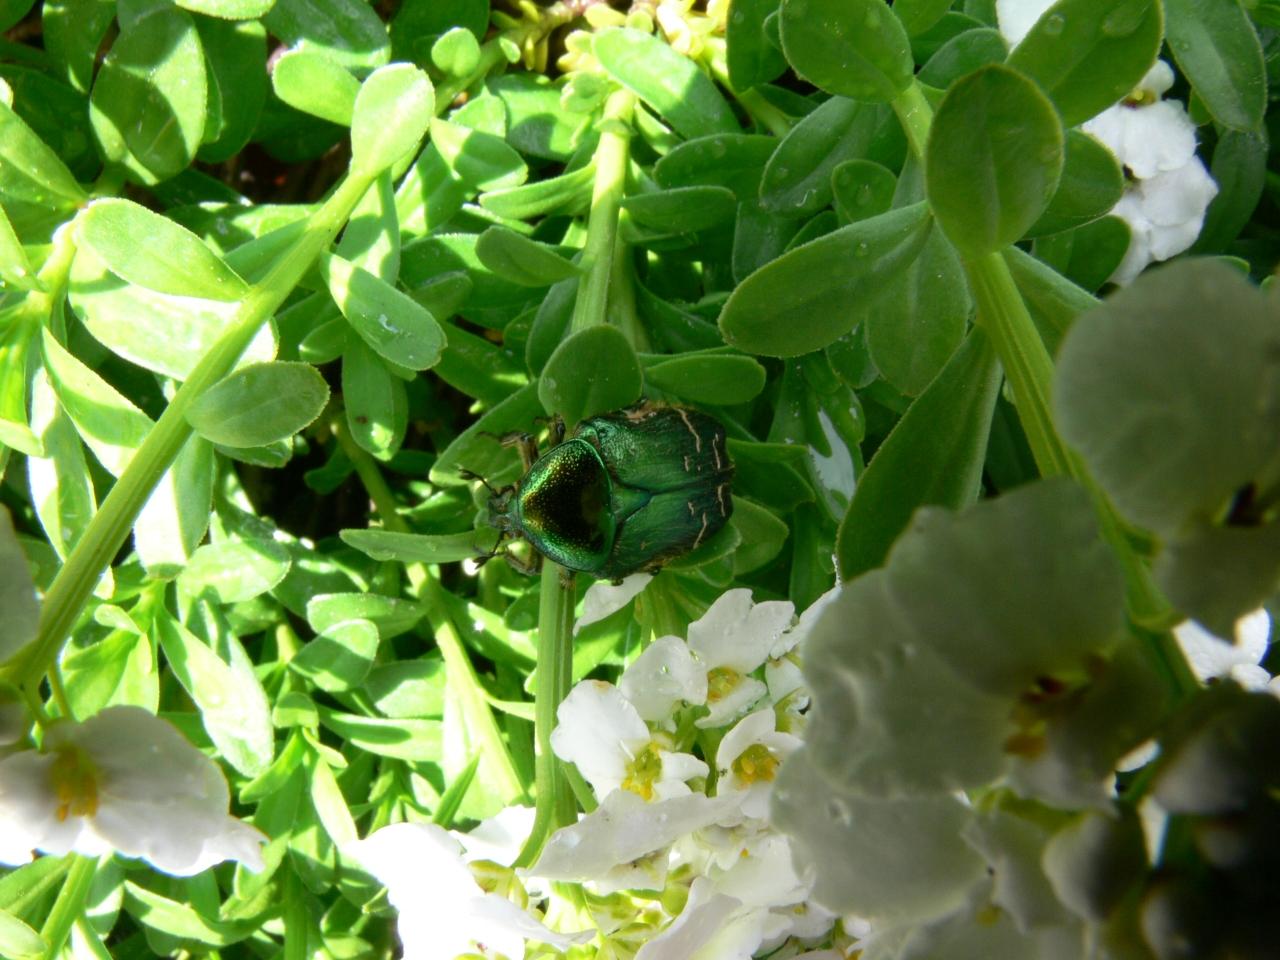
left=176, top=0, right=274, bottom=18
left=0, top=505, right=38, bottom=663
left=342, top=338, right=407, bottom=460
left=317, top=708, right=442, bottom=762
left=341, top=528, right=500, bottom=564
left=196, top=18, right=269, bottom=163
left=0, top=908, right=43, bottom=960
left=89, top=9, right=207, bottom=184
left=0, top=98, right=86, bottom=211
left=271, top=49, right=360, bottom=126
left=186, top=361, right=329, bottom=448
left=430, top=117, right=527, bottom=191
left=864, top=226, right=969, bottom=396
left=178, top=538, right=292, bottom=603
left=1156, top=523, right=1280, bottom=639
left=594, top=28, right=738, bottom=140
left=730, top=496, right=789, bottom=573
left=67, top=244, right=275, bottom=381
left=925, top=64, right=1064, bottom=258
left=135, top=435, right=215, bottom=577
left=263, top=0, right=391, bottom=71
left=478, top=161, right=596, bottom=220
left=338, top=171, right=401, bottom=283
left=1007, top=0, right=1163, bottom=127
left=308, top=751, right=359, bottom=848
left=1055, top=258, right=1280, bottom=532
left=778, top=0, right=914, bottom=102
left=1053, top=216, right=1130, bottom=294
left=28, top=372, right=100, bottom=574
left=79, top=199, right=248, bottom=301
left=40, top=328, right=153, bottom=477
left=307, top=591, right=425, bottom=639
left=292, top=618, right=379, bottom=693
left=351, top=63, right=435, bottom=175
left=837, top=328, right=1001, bottom=579
left=321, top=252, right=446, bottom=369
left=1193, top=129, right=1268, bottom=254
left=0, top=204, right=36, bottom=289
left=1165, top=0, right=1266, bottom=131
left=917, top=27, right=1008, bottom=89
left=1025, top=129, right=1124, bottom=238
left=123, top=882, right=254, bottom=946
left=154, top=611, right=274, bottom=777
left=719, top=202, right=932, bottom=357
left=474, top=226, right=579, bottom=287
left=831, top=159, right=896, bottom=224
left=1002, top=244, right=1099, bottom=354
left=621, top=186, right=738, bottom=234
left=431, top=26, right=481, bottom=76
left=642, top=353, right=767, bottom=404
left=726, top=0, right=787, bottom=90
left=893, top=0, right=953, bottom=36
left=539, top=325, right=643, bottom=425
left=654, top=133, right=777, bottom=200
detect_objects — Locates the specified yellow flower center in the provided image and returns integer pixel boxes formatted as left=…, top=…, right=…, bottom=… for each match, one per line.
left=732, top=743, right=779, bottom=785
left=705, top=666, right=741, bottom=703
left=621, top=741, right=664, bottom=801
left=49, top=743, right=99, bottom=822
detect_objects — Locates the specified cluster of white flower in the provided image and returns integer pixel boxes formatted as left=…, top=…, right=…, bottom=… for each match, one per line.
left=997, top=0, right=1219, bottom=285
left=0, top=706, right=265, bottom=876
left=352, top=585, right=848, bottom=959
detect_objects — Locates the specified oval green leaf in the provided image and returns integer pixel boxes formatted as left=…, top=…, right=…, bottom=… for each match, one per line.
left=719, top=202, right=932, bottom=357
left=925, top=64, right=1064, bottom=259
left=271, top=48, right=360, bottom=126
left=594, top=28, right=738, bottom=140
left=186, top=361, right=329, bottom=448
left=1008, top=0, right=1163, bottom=127
left=1025, top=129, right=1124, bottom=238
left=778, top=0, right=914, bottom=102
left=80, top=199, right=248, bottom=301
left=351, top=63, right=434, bottom=175
left=539, top=325, right=643, bottom=425
left=643, top=353, right=767, bottom=405
left=474, top=226, right=579, bottom=287
left=322, top=252, right=446, bottom=370
left=1165, top=0, right=1266, bottom=132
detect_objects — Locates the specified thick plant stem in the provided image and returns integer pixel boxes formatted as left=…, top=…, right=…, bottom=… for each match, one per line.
left=570, top=89, right=634, bottom=335
left=516, top=563, right=578, bottom=867
left=39, top=854, right=98, bottom=960
left=966, top=252, right=1197, bottom=697
left=891, top=80, right=934, bottom=159
left=6, top=171, right=375, bottom=692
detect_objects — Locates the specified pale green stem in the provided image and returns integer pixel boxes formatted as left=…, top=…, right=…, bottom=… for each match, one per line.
left=891, top=80, right=934, bottom=160
left=40, top=854, right=98, bottom=960
left=703, top=38, right=792, bottom=138
left=333, top=411, right=526, bottom=805
left=570, top=89, right=635, bottom=334
left=5, top=171, right=375, bottom=692
left=966, top=252, right=1196, bottom=696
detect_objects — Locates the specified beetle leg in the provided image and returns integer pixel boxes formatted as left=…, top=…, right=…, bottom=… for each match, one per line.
left=459, top=468, right=502, bottom=497
left=493, top=431, right=540, bottom=471
left=502, top=545, right=542, bottom=576
left=558, top=566, right=577, bottom=590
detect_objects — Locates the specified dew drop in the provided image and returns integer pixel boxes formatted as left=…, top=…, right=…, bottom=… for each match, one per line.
left=855, top=183, right=873, bottom=206
left=1041, top=13, right=1065, bottom=36
left=710, top=139, right=728, bottom=158
left=855, top=241, right=870, bottom=257
left=1101, top=1, right=1145, bottom=38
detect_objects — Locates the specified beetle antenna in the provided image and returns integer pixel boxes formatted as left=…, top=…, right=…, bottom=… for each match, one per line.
left=459, top=468, right=501, bottom=497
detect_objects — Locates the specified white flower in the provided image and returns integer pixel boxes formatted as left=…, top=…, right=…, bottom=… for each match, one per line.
left=995, top=0, right=1056, bottom=46
left=1077, top=61, right=1218, bottom=285
left=0, top=706, right=265, bottom=876
left=1174, top=608, right=1276, bottom=693
left=550, top=680, right=707, bottom=801
left=635, top=877, right=770, bottom=960
left=455, top=804, right=535, bottom=865
left=575, top=572, right=653, bottom=634
left=529, top=789, right=742, bottom=884
left=350, top=822, right=589, bottom=960
left=716, top=709, right=802, bottom=820
left=620, top=635, right=705, bottom=722
left=687, top=590, right=794, bottom=728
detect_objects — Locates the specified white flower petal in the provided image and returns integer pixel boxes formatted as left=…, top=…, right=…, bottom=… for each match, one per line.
left=0, top=751, right=59, bottom=864
left=528, top=791, right=742, bottom=881
left=773, top=584, right=842, bottom=658
left=1174, top=610, right=1270, bottom=683
left=1116, top=101, right=1197, bottom=177
left=636, top=877, right=756, bottom=960
left=697, top=676, right=770, bottom=729
left=713, top=832, right=810, bottom=909
left=995, top=0, right=1056, bottom=46
left=658, top=749, right=709, bottom=785
left=765, top=657, right=805, bottom=707
left=456, top=805, right=535, bottom=866
left=1137, top=60, right=1175, bottom=98
left=550, top=681, right=649, bottom=797
left=687, top=590, right=794, bottom=673
left=575, top=573, right=653, bottom=634
left=621, top=636, right=707, bottom=720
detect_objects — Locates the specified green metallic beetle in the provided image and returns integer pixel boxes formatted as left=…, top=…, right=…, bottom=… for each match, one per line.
left=482, top=403, right=734, bottom=580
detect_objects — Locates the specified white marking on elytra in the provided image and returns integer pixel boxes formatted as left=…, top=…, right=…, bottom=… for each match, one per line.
left=712, top=439, right=723, bottom=470
left=683, top=455, right=691, bottom=472
left=676, top=408, right=702, bottom=452
left=716, top=483, right=728, bottom=516
left=692, top=512, right=709, bottom=549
